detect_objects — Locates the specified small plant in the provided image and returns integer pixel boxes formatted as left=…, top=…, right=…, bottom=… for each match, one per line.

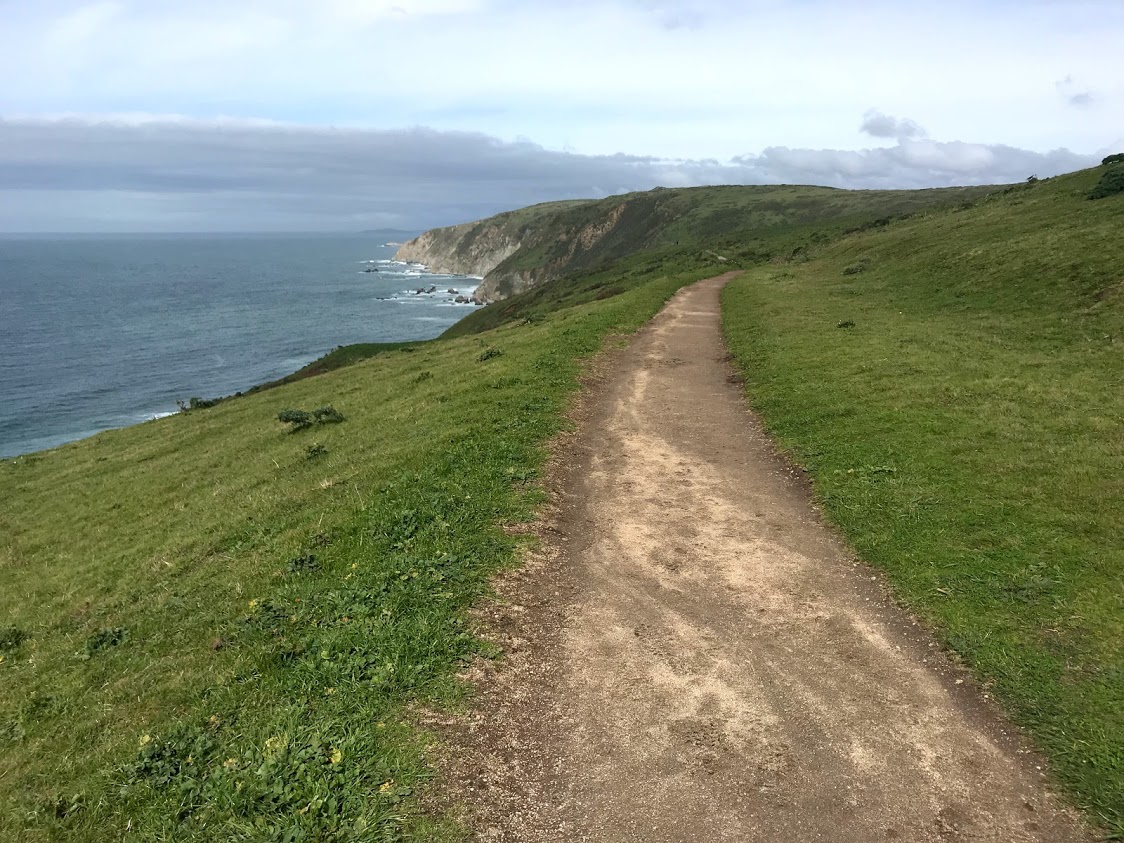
left=84, top=627, right=127, bottom=656
left=277, top=406, right=345, bottom=432
left=305, top=442, right=328, bottom=460
left=1026, top=174, right=1039, bottom=184
left=176, top=396, right=222, bottom=413
left=412, top=371, right=433, bottom=384
left=1088, top=167, right=1124, bottom=200
left=842, top=259, right=870, bottom=276
left=0, top=626, right=28, bottom=652
left=478, top=347, right=504, bottom=362
left=312, top=406, right=345, bottom=424
left=278, top=408, right=314, bottom=429
left=286, top=554, right=320, bottom=574
left=837, top=320, right=856, bottom=329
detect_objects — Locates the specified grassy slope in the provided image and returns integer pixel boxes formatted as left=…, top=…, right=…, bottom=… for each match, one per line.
left=0, top=270, right=699, bottom=840
left=482, top=183, right=997, bottom=298
left=721, top=168, right=1124, bottom=832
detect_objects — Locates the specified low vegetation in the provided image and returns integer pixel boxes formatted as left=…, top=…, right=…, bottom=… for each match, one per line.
left=0, top=271, right=698, bottom=840
left=2, top=162, right=1121, bottom=837
left=721, top=166, right=1123, bottom=833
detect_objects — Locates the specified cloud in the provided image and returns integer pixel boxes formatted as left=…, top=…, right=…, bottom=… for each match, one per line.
left=860, top=110, right=926, bottom=140
left=1055, top=75, right=1096, bottom=107
left=0, top=116, right=1100, bottom=232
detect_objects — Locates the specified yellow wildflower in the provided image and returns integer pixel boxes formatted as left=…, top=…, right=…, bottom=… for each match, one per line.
left=379, top=780, right=394, bottom=794
left=330, top=747, right=343, bottom=764
left=139, top=734, right=152, bottom=747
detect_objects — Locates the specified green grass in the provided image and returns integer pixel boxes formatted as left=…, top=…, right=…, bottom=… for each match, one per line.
left=477, top=182, right=999, bottom=296
left=0, top=270, right=698, bottom=840
left=721, top=168, right=1124, bottom=833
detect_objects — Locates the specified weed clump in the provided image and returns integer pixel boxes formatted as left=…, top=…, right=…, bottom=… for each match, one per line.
left=286, top=554, right=320, bottom=574
left=842, top=259, right=871, bottom=276
left=837, top=320, right=856, bottom=329
left=305, top=442, right=328, bottom=460
left=277, top=406, right=345, bottom=432
left=477, top=347, right=504, bottom=362
left=0, top=626, right=28, bottom=652
left=1089, top=167, right=1124, bottom=200
left=176, top=396, right=222, bottom=413
left=84, top=627, right=127, bottom=656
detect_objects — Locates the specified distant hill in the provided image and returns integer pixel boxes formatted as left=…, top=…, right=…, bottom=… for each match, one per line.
left=397, top=183, right=997, bottom=304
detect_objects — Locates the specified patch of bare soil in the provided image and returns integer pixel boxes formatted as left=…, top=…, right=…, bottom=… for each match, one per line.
left=427, top=273, right=1093, bottom=842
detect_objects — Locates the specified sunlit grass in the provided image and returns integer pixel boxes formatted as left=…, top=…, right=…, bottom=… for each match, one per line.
left=722, top=167, right=1124, bottom=833
left=0, top=271, right=695, bottom=840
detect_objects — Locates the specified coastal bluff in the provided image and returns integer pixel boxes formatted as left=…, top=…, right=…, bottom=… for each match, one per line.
left=396, top=182, right=1000, bottom=305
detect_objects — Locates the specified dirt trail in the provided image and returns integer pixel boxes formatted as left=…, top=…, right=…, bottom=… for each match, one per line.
left=436, top=273, right=1092, bottom=842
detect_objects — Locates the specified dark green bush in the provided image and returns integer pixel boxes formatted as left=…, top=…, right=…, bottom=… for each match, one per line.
left=277, top=408, right=314, bottom=430
left=311, top=406, right=345, bottom=424
left=477, top=348, right=504, bottom=362
left=176, top=396, right=222, bottom=413
left=1089, top=167, right=1124, bottom=200
left=1102, top=153, right=1124, bottom=166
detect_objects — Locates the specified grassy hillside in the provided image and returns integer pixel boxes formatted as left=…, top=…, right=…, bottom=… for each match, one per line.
left=3, top=163, right=1120, bottom=838
left=0, top=269, right=704, bottom=840
left=722, top=166, right=1124, bottom=832
left=490, top=182, right=996, bottom=282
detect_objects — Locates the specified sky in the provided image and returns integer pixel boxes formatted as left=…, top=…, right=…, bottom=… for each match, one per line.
left=1, top=0, right=1121, bottom=232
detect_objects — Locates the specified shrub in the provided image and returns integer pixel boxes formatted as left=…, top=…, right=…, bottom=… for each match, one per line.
left=176, top=396, right=222, bottom=413
left=312, top=406, right=345, bottom=424
left=1102, top=153, right=1124, bottom=166
left=278, top=406, right=344, bottom=432
left=842, top=259, right=871, bottom=276
left=277, top=408, right=314, bottom=430
left=478, top=348, right=504, bottom=362
left=1089, top=167, right=1124, bottom=200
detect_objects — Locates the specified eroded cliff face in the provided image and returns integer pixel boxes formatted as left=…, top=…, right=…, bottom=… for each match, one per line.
left=395, top=199, right=631, bottom=304
left=394, top=222, right=523, bottom=279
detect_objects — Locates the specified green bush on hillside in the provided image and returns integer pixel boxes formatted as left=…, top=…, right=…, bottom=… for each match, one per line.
left=1102, top=153, right=1124, bottom=166
left=1089, top=167, right=1124, bottom=200
left=277, top=406, right=345, bottom=431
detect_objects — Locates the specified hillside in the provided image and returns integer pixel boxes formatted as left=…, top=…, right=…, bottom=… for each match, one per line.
left=1, top=162, right=1121, bottom=838
left=397, top=183, right=997, bottom=303
left=722, top=164, right=1123, bottom=831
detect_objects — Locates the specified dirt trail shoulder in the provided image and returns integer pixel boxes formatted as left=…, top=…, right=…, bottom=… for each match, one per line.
left=431, top=273, right=1093, bottom=842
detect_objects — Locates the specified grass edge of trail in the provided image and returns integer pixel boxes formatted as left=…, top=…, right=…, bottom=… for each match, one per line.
left=0, top=268, right=713, bottom=841
left=720, top=252, right=1123, bottom=836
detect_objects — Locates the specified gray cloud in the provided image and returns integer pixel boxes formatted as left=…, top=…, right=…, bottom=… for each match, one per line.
left=1055, top=75, right=1096, bottom=107
left=860, top=109, right=926, bottom=140
left=0, top=118, right=1099, bottom=232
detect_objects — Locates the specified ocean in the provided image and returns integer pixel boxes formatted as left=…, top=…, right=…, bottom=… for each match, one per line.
left=0, top=233, right=478, bottom=458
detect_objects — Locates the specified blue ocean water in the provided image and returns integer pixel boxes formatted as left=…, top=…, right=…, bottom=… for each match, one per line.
left=0, top=233, right=479, bottom=458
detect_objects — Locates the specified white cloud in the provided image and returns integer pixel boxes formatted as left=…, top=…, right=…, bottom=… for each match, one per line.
left=1, top=1, right=1121, bottom=160
left=860, top=110, right=926, bottom=141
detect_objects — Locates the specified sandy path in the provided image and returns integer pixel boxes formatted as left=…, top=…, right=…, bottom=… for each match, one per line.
left=436, top=273, right=1092, bottom=842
